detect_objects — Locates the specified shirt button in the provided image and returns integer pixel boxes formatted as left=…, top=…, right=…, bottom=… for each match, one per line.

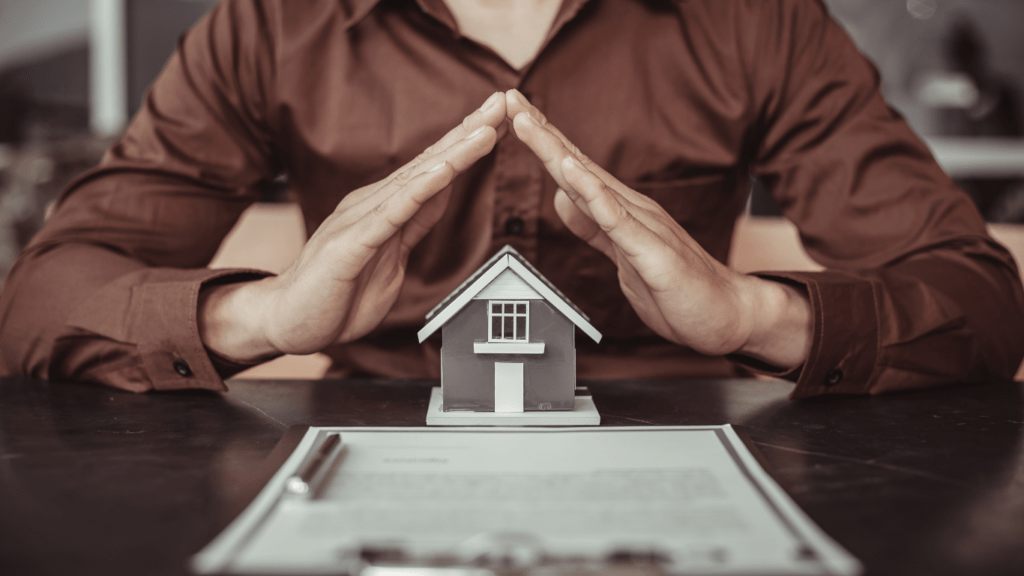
left=173, top=359, right=193, bottom=377
left=825, top=368, right=843, bottom=387
left=504, top=216, right=525, bottom=236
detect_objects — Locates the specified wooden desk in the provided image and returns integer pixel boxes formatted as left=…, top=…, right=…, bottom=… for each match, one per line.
left=1, top=376, right=1022, bottom=576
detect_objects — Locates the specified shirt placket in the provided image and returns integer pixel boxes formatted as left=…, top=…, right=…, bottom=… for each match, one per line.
left=490, top=89, right=545, bottom=263
left=410, top=0, right=592, bottom=264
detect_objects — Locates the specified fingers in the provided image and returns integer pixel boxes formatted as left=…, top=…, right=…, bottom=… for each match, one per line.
left=380, top=162, right=455, bottom=227
left=506, top=89, right=656, bottom=210
left=504, top=88, right=532, bottom=119
left=507, top=89, right=681, bottom=248
left=553, top=189, right=616, bottom=261
left=506, top=89, right=564, bottom=147
left=506, top=89, right=648, bottom=258
left=511, top=111, right=577, bottom=194
left=401, top=91, right=507, bottom=176
left=405, top=121, right=499, bottom=179
left=506, top=91, right=587, bottom=189
left=446, top=91, right=508, bottom=148
left=345, top=90, right=501, bottom=211
left=356, top=106, right=499, bottom=249
left=349, top=161, right=456, bottom=253
left=506, top=89, right=606, bottom=178
left=512, top=109, right=643, bottom=212
left=343, top=92, right=505, bottom=207
left=559, top=156, right=660, bottom=262
left=505, top=96, right=643, bottom=246
left=387, top=93, right=503, bottom=183
left=325, top=91, right=506, bottom=263
left=509, top=107, right=628, bottom=215
left=342, top=119, right=495, bottom=226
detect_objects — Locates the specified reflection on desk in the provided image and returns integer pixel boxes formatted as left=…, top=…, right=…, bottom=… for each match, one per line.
left=0, top=376, right=1022, bottom=576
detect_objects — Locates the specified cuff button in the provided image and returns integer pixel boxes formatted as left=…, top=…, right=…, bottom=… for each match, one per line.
left=825, top=368, right=843, bottom=387
left=173, top=359, right=193, bottom=377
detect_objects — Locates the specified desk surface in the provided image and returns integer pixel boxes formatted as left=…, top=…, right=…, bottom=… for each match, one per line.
left=1, top=376, right=1022, bottom=576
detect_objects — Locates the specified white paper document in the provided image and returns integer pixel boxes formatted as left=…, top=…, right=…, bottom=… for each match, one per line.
left=194, top=426, right=860, bottom=575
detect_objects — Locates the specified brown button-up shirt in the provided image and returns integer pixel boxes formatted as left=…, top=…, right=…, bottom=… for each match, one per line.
left=2, top=0, right=1023, bottom=397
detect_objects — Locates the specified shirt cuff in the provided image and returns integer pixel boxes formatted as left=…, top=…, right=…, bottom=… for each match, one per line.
left=63, top=268, right=271, bottom=392
left=746, top=271, right=880, bottom=399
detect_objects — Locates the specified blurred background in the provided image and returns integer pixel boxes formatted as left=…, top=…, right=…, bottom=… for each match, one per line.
left=0, top=0, right=219, bottom=282
left=1, top=0, right=1023, bottom=290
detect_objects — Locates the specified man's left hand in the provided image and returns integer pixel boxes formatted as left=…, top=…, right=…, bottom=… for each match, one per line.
left=505, top=89, right=813, bottom=370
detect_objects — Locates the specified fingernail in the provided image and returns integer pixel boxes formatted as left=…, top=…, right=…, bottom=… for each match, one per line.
left=480, top=92, right=500, bottom=112
left=464, top=126, right=486, bottom=140
left=509, top=89, right=530, bottom=107
left=429, top=161, right=447, bottom=172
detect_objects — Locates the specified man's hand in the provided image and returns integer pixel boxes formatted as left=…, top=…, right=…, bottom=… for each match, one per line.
left=199, top=93, right=508, bottom=362
left=505, top=89, right=812, bottom=369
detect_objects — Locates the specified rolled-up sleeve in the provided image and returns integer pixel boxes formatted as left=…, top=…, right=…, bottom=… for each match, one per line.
left=742, top=0, right=1024, bottom=397
left=0, top=0, right=281, bottom=392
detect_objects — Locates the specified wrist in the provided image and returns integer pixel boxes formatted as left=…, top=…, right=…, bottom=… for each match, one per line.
left=735, top=275, right=812, bottom=370
left=197, top=279, right=281, bottom=364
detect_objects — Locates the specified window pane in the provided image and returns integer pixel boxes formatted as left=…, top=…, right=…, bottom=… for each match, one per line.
left=503, top=316, right=514, bottom=339
left=516, top=303, right=526, bottom=314
left=516, top=316, right=526, bottom=340
left=504, top=303, right=513, bottom=314
left=492, top=317, right=501, bottom=339
left=492, top=303, right=501, bottom=314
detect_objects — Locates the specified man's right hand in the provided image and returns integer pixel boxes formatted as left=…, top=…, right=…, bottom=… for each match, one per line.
left=198, top=92, right=507, bottom=362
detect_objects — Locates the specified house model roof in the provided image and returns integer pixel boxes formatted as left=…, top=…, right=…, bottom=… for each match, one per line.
left=417, top=245, right=602, bottom=344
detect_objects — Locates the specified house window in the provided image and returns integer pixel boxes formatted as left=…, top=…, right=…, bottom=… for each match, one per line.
left=489, top=301, right=528, bottom=342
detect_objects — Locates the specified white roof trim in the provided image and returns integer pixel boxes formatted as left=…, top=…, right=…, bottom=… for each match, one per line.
left=417, top=257, right=510, bottom=342
left=473, top=268, right=542, bottom=300
left=418, top=252, right=602, bottom=344
left=424, top=245, right=516, bottom=321
left=507, top=258, right=602, bottom=343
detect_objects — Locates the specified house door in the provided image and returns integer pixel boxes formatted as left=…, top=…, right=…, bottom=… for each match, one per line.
left=493, top=362, right=524, bottom=412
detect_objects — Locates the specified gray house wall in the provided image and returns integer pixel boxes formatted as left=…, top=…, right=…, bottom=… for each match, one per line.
left=440, top=299, right=576, bottom=412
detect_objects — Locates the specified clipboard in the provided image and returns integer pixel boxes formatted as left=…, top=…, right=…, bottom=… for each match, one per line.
left=194, top=426, right=861, bottom=576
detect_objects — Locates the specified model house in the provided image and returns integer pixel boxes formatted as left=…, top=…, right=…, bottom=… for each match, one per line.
left=418, top=245, right=602, bottom=413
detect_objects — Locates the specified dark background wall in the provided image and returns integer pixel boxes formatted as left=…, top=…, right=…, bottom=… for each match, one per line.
left=826, top=0, right=1024, bottom=137
left=0, top=0, right=216, bottom=143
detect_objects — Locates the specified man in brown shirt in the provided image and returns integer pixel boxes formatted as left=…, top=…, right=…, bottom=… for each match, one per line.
left=1, top=0, right=1022, bottom=398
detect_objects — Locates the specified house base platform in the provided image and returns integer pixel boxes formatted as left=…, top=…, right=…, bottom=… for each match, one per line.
left=426, top=387, right=600, bottom=426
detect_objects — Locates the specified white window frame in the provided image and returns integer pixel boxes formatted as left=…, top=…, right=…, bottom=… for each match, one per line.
left=487, top=300, right=529, bottom=343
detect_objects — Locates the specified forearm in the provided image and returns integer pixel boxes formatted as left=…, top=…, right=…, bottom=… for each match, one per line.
left=0, top=243, right=142, bottom=379
left=0, top=241, right=266, bottom=391
left=868, top=244, right=1024, bottom=387
left=750, top=239, right=1024, bottom=397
